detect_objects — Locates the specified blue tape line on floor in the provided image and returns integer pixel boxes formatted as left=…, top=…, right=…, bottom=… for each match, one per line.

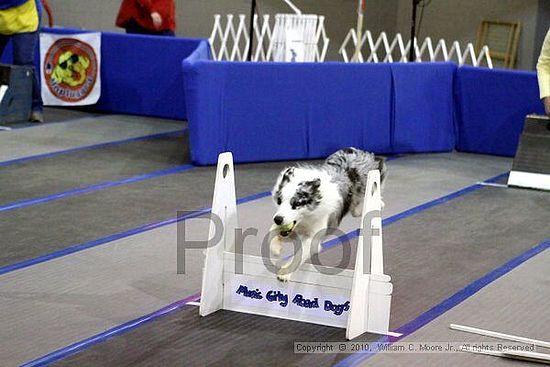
left=20, top=293, right=202, bottom=367
left=0, top=155, right=403, bottom=275
left=0, top=191, right=272, bottom=277
left=334, top=238, right=550, bottom=367
left=0, top=164, right=194, bottom=213
left=19, top=171, right=511, bottom=366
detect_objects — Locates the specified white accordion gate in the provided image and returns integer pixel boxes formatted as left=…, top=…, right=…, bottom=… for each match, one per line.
left=209, top=2, right=329, bottom=62
left=200, top=153, right=393, bottom=340
left=340, top=30, right=493, bottom=68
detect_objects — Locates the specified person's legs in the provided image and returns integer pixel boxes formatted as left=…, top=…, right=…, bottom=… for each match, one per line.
left=0, top=34, right=10, bottom=59
left=159, top=30, right=175, bottom=36
left=124, top=19, right=150, bottom=35
left=11, top=31, right=43, bottom=121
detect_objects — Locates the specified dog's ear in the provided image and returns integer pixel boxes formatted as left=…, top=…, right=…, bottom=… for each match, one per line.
left=273, top=166, right=296, bottom=199
left=278, top=167, right=295, bottom=187
left=283, top=167, right=295, bottom=179
left=306, top=178, right=321, bottom=189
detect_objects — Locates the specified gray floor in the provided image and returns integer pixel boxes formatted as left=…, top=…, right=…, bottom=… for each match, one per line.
left=1, top=111, right=548, bottom=367
left=0, top=113, right=182, bottom=163
left=0, top=151, right=510, bottom=268
left=0, top=159, right=299, bottom=267
left=0, top=149, right=516, bottom=366
left=364, top=248, right=550, bottom=367
left=0, top=130, right=187, bottom=205
left=48, top=185, right=550, bottom=367
left=0, top=107, right=101, bottom=130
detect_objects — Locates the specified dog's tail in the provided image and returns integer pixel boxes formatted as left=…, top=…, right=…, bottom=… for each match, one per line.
left=326, top=147, right=386, bottom=184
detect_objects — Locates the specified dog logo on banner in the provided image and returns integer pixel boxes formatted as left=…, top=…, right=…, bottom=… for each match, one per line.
left=40, top=32, right=101, bottom=105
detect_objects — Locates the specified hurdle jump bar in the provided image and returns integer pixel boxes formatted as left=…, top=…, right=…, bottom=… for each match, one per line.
left=199, top=152, right=393, bottom=340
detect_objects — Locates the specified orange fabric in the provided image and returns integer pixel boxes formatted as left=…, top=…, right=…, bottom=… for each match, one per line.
left=41, top=0, right=53, bottom=27
left=116, top=0, right=175, bottom=32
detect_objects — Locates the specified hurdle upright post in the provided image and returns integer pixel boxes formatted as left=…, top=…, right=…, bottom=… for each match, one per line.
left=346, top=170, right=392, bottom=339
left=199, top=152, right=238, bottom=316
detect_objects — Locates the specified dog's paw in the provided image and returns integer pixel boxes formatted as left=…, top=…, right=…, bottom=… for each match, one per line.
left=351, top=205, right=362, bottom=217
left=277, top=262, right=292, bottom=282
left=277, top=272, right=291, bottom=282
left=270, top=241, right=282, bottom=257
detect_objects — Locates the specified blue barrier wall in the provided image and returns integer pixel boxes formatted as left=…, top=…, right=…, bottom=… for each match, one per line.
left=391, top=63, right=456, bottom=153
left=183, top=60, right=394, bottom=165
left=1, top=27, right=210, bottom=120
left=95, top=32, right=208, bottom=120
left=455, top=66, right=544, bottom=157
left=183, top=58, right=457, bottom=165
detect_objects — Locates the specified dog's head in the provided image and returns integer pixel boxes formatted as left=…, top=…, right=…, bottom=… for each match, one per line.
left=272, top=167, right=322, bottom=237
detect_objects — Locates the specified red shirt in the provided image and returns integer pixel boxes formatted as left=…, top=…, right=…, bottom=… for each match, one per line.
left=116, top=0, right=175, bottom=32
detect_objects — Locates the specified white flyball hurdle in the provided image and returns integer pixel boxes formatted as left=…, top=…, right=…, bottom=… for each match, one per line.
left=200, top=152, right=393, bottom=340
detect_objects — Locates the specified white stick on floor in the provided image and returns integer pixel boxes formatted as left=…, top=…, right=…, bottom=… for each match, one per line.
left=386, top=331, right=403, bottom=338
left=450, top=324, right=550, bottom=349
left=477, top=182, right=508, bottom=188
left=461, top=346, right=550, bottom=365
left=503, top=350, right=550, bottom=364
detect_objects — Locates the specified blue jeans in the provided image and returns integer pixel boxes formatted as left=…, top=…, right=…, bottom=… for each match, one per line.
left=0, top=31, right=43, bottom=112
left=124, top=19, right=175, bottom=36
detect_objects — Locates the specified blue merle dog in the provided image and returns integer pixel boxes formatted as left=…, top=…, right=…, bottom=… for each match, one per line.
left=270, top=147, right=387, bottom=281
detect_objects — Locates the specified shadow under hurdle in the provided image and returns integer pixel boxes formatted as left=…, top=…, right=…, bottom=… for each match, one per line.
left=199, top=152, right=393, bottom=340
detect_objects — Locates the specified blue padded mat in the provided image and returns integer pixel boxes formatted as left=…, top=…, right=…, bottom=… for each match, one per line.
left=455, top=66, right=544, bottom=157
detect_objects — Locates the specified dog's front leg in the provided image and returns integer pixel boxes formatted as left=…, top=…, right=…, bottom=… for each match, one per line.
left=277, top=234, right=312, bottom=282
left=269, top=224, right=283, bottom=257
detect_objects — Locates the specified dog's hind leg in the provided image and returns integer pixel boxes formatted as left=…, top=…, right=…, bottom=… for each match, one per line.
left=352, top=188, right=385, bottom=213
left=350, top=184, right=365, bottom=217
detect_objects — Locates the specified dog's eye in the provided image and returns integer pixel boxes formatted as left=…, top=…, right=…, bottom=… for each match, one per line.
left=277, top=198, right=282, bottom=205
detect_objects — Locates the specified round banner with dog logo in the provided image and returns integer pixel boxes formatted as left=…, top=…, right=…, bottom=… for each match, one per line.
left=40, top=32, right=101, bottom=106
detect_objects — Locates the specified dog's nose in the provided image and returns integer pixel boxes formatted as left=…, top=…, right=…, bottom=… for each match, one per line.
left=274, top=215, right=284, bottom=225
